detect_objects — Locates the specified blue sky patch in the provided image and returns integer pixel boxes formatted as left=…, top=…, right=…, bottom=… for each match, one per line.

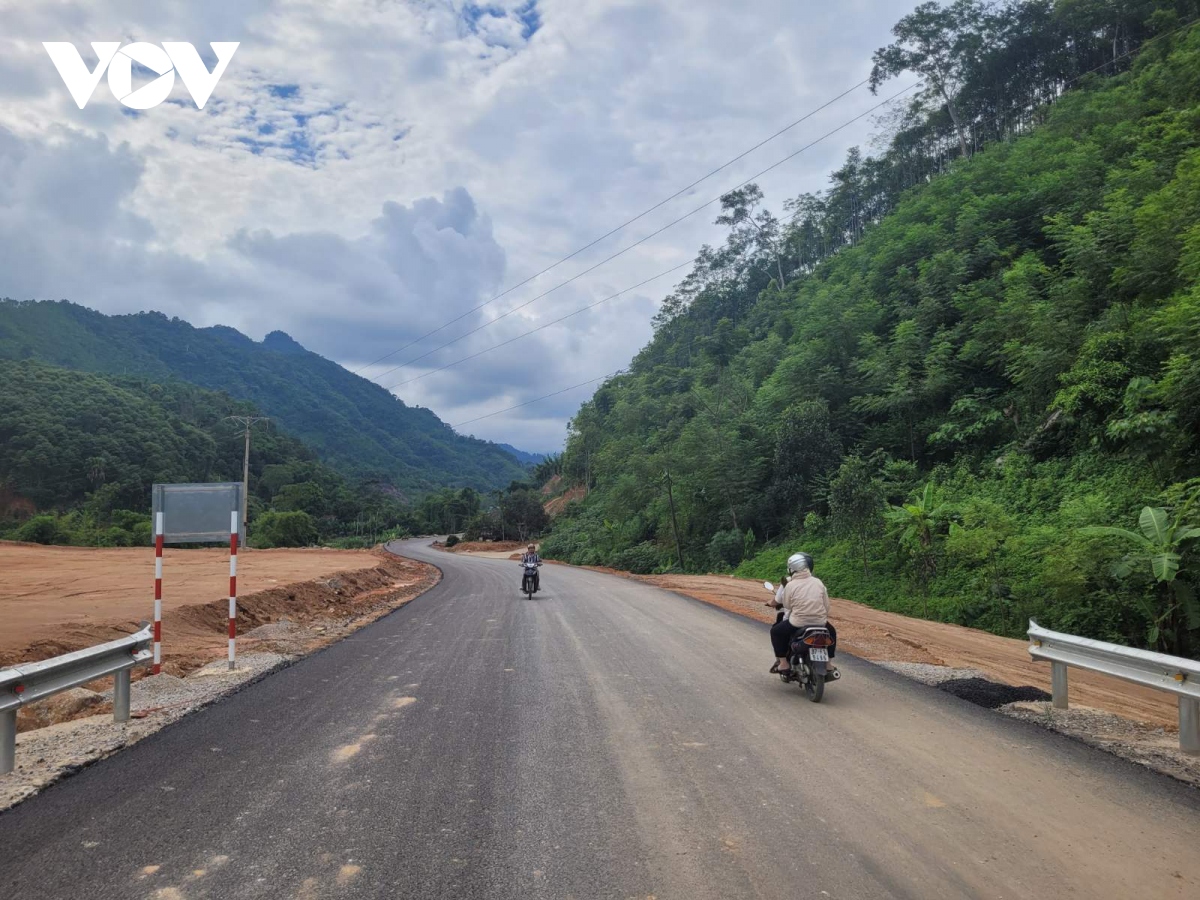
left=235, top=135, right=269, bottom=155
left=282, top=129, right=318, bottom=166
left=461, top=1, right=539, bottom=42
left=516, top=1, right=541, bottom=39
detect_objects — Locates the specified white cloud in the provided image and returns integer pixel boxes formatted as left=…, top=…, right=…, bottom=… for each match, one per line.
left=0, top=0, right=905, bottom=452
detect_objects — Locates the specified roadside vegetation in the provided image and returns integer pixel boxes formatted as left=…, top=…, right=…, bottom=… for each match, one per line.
left=541, top=0, right=1200, bottom=657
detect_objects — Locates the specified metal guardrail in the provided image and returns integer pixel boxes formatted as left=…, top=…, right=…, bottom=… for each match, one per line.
left=1028, top=620, right=1200, bottom=755
left=1, top=625, right=153, bottom=775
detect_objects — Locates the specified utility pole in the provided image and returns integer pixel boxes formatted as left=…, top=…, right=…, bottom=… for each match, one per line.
left=494, top=489, right=506, bottom=541
left=226, top=416, right=269, bottom=543
left=663, top=469, right=685, bottom=572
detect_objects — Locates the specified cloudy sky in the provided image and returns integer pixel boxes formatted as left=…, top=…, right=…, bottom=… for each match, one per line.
left=0, top=0, right=911, bottom=451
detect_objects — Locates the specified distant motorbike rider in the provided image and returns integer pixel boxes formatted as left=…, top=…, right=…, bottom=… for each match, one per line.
left=521, top=543, right=541, bottom=592
left=766, top=552, right=838, bottom=677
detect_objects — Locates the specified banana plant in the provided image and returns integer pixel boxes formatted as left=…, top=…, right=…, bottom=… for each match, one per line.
left=886, top=482, right=944, bottom=617
left=1080, top=489, right=1200, bottom=651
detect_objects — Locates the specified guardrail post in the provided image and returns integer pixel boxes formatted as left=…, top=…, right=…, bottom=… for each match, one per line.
left=1181, top=697, right=1200, bottom=756
left=113, top=670, right=131, bottom=723
left=1050, top=661, right=1069, bottom=709
left=1, top=710, right=15, bottom=775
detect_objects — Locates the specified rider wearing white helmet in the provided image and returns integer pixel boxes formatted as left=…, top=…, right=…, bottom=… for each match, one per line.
left=766, top=551, right=838, bottom=676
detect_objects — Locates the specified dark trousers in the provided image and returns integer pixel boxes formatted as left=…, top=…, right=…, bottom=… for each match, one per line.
left=771, top=618, right=837, bottom=659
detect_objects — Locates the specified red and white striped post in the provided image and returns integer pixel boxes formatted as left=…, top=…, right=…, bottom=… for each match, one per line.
left=153, top=512, right=164, bottom=675
left=228, top=511, right=239, bottom=670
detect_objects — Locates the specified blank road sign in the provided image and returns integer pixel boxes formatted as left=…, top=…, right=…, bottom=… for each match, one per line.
left=152, top=482, right=244, bottom=545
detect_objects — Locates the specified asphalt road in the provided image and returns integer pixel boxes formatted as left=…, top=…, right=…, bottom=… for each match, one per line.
left=2, top=539, right=1199, bottom=900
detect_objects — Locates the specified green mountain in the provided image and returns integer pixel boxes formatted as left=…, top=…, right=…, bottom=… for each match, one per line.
left=0, top=300, right=527, bottom=495
left=0, top=358, right=423, bottom=546
left=543, top=2, right=1200, bottom=657
left=495, top=443, right=550, bottom=466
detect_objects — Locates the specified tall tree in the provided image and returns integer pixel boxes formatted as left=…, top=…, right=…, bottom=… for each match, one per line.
left=870, top=0, right=988, bottom=159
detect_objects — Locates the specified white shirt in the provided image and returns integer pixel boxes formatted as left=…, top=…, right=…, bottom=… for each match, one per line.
left=779, top=570, right=830, bottom=628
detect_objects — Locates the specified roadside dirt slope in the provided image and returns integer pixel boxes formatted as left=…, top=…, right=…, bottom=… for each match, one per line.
left=1, top=542, right=377, bottom=654
left=437, top=540, right=533, bottom=559
left=0, top=542, right=438, bottom=677
left=633, top=572, right=1182, bottom=729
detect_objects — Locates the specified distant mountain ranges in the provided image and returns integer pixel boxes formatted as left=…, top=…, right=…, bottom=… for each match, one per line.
left=494, top=443, right=552, bottom=466
left=0, top=299, right=539, bottom=495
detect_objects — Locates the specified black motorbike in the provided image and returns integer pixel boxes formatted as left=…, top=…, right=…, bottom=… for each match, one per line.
left=521, top=561, right=541, bottom=599
left=764, top=581, right=841, bottom=703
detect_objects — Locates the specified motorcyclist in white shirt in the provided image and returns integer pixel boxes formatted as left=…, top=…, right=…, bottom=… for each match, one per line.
left=765, top=552, right=838, bottom=677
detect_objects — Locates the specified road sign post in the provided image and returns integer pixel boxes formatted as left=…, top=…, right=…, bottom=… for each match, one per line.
left=150, top=483, right=245, bottom=673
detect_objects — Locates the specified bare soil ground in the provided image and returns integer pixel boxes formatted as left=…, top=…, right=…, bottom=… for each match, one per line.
left=1, top=542, right=381, bottom=656
left=1, top=542, right=440, bottom=723
left=626, top=572, right=1181, bottom=729
left=544, top=485, right=586, bottom=518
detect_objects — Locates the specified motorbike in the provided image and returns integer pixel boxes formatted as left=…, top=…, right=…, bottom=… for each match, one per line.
left=521, top=561, right=541, bottom=599
left=764, top=581, right=840, bottom=703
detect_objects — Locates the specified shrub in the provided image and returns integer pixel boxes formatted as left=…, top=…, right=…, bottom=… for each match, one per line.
left=13, top=515, right=68, bottom=545
left=445, top=534, right=460, bottom=547
left=611, top=542, right=662, bottom=574
left=707, top=529, right=745, bottom=569
left=253, top=511, right=318, bottom=548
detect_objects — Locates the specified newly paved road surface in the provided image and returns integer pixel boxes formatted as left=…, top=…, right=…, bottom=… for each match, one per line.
left=3, top=539, right=1199, bottom=899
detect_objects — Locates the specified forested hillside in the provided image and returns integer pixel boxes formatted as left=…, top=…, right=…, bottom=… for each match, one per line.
left=0, top=300, right=527, bottom=493
left=0, top=360, right=415, bottom=547
left=544, top=0, right=1200, bottom=657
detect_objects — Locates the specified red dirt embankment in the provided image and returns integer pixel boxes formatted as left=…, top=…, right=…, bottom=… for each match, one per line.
left=439, top=540, right=527, bottom=554
left=544, top=486, right=585, bottom=518
left=625, top=572, right=1182, bottom=729
left=0, top=543, right=439, bottom=677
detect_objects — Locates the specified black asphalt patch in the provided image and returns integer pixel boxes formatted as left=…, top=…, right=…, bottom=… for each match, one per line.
left=936, top=677, right=1051, bottom=709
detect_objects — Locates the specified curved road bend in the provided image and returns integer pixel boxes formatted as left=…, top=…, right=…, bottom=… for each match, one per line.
left=2, top=538, right=1199, bottom=899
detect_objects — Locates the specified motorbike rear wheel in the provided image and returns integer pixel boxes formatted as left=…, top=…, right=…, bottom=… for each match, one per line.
left=803, top=665, right=824, bottom=703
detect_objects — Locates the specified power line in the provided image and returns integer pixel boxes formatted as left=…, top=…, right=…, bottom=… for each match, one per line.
left=452, top=372, right=622, bottom=429
left=438, top=19, right=1200, bottom=437
left=369, top=82, right=918, bottom=386
left=350, top=78, right=872, bottom=377
left=386, top=258, right=695, bottom=390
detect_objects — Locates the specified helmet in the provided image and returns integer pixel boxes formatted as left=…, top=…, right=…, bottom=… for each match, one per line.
left=786, top=552, right=813, bottom=574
